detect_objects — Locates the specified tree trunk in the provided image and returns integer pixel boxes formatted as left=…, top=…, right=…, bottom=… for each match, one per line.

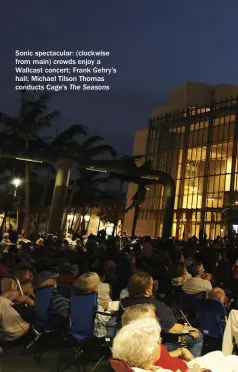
left=70, top=209, right=76, bottom=232
left=34, top=173, right=51, bottom=233
left=24, top=161, right=30, bottom=237
left=81, top=206, right=87, bottom=236
left=97, top=210, right=102, bottom=233
left=47, top=166, right=71, bottom=235
left=1, top=211, right=7, bottom=231
left=62, top=175, right=77, bottom=233
left=131, top=201, right=140, bottom=238
left=112, top=181, right=123, bottom=236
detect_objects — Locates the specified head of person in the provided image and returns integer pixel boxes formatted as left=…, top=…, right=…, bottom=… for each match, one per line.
left=121, top=304, right=156, bottom=327
left=112, top=318, right=161, bottom=369
left=171, top=262, right=187, bottom=278
left=33, top=271, right=59, bottom=290
left=74, top=272, right=100, bottom=293
left=190, top=262, right=205, bottom=278
left=20, top=279, right=34, bottom=295
left=209, top=287, right=226, bottom=304
left=13, top=265, right=34, bottom=281
left=128, top=272, right=153, bottom=298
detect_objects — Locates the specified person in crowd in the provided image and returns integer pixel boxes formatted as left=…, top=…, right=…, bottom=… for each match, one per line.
left=94, top=267, right=112, bottom=310
left=208, top=287, right=226, bottom=304
left=0, top=293, right=30, bottom=343
left=120, top=272, right=203, bottom=357
left=222, top=308, right=238, bottom=355
left=143, top=236, right=153, bottom=259
left=182, top=262, right=212, bottom=296
left=1, top=264, right=34, bottom=293
left=171, top=263, right=191, bottom=287
left=33, top=270, right=69, bottom=326
left=112, top=317, right=238, bottom=372
left=73, top=272, right=111, bottom=338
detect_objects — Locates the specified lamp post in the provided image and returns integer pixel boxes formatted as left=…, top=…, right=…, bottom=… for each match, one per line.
left=12, top=178, right=22, bottom=229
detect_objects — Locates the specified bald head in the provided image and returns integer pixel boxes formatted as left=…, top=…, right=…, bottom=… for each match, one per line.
left=209, top=287, right=225, bottom=304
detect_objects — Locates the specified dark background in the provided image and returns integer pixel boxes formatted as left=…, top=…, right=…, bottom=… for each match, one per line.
left=1, top=0, right=238, bottom=154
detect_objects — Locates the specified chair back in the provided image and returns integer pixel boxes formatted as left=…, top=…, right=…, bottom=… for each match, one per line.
left=197, top=299, right=226, bottom=339
left=109, top=359, right=134, bottom=372
left=70, top=292, right=98, bottom=340
left=35, top=285, right=54, bottom=330
left=180, top=290, right=207, bottom=317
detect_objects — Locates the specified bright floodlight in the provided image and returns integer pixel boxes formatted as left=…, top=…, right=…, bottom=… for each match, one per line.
left=12, top=178, right=21, bottom=188
left=84, top=215, right=90, bottom=222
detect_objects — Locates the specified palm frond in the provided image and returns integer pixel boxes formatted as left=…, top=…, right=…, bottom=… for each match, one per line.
left=84, top=144, right=117, bottom=158
left=52, top=125, right=87, bottom=149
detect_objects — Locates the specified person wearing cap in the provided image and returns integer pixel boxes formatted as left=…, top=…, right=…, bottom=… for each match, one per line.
left=33, top=271, right=69, bottom=325
left=1, top=264, right=34, bottom=293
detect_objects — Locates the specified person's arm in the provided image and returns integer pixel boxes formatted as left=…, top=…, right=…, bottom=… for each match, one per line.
left=169, top=323, right=200, bottom=338
left=169, top=323, right=184, bottom=333
left=16, top=295, right=35, bottom=306
left=169, top=348, right=194, bottom=362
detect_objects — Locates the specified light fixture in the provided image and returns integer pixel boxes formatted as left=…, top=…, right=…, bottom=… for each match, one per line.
left=16, top=157, right=43, bottom=163
left=86, top=167, right=107, bottom=173
left=84, top=215, right=90, bottom=222
left=141, top=176, right=159, bottom=180
left=12, top=178, right=21, bottom=188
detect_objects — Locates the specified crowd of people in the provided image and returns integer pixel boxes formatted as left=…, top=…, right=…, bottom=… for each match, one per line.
left=1, top=228, right=238, bottom=371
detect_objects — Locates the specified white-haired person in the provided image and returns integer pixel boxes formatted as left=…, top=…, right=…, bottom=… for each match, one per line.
left=114, top=306, right=238, bottom=372
left=73, top=272, right=111, bottom=338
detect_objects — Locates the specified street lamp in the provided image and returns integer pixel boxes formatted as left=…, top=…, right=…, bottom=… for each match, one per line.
left=12, top=178, right=22, bottom=228
left=12, top=178, right=22, bottom=196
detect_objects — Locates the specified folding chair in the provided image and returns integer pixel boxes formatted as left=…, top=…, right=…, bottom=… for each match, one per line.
left=57, top=292, right=117, bottom=372
left=180, top=290, right=207, bottom=321
left=197, top=299, right=227, bottom=352
left=27, top=285, right=66, bottom=363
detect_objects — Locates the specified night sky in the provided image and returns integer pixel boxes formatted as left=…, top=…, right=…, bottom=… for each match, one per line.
left=1, top=0, right=238, bottom=155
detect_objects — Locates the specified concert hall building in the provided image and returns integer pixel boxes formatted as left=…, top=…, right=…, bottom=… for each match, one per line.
left=123, top=82, right=238, bottom=239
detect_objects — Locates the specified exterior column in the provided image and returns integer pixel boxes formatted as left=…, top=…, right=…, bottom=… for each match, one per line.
left=200, top=105, right=213, bottom=231
left=47, top=166, right=71, bottom=235
left=162, top=182, right=176, bottom=238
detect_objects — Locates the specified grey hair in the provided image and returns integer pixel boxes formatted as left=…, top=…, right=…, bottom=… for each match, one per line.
left=121, top=303, right=156, bottom=327
left=112, top=318, right=161, bottom=368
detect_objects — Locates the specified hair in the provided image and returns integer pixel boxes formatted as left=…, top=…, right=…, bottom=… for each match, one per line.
left=112, top=318, right=161, bottom=368
left=190, top=262, right=202, bottom=277
left=74, top=272, right=100, bottom=292
left=128, top=272, right=153, bottom=297
left=122, top=304, right=156, bottom=327
left=209, top=287, right=225, bottom=301
left=171, top=262, right=185, bottom=278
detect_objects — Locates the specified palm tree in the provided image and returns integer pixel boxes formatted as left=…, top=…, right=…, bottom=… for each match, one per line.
left=63, top=135, right=117, bottom=227
left=0, top=90, right=61, bottom=237
left=111, top=157, right=154, bottom=237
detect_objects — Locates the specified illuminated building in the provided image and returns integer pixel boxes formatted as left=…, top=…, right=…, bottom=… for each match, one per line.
left=123, top=82, right=238, bottom=239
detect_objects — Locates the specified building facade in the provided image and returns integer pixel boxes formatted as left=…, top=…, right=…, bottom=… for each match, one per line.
left=123, top=82, right=238, bottom=239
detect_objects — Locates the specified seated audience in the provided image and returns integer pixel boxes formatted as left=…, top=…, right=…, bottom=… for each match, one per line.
left=120, top=272, right=203, bottom=357
left=1, top=264, right=34, bottom=293
left=112, top=317, right=238, bottom=372
left=94, top=267, right=112, bottom=310
left=208, top=287, right=226, bottom=304
left=171, top=263, right=191, bottom=287
left=0, top=294, right=30, bottom=343
left=73, top=272, right=111, bottom=338
left=222, top=309, right=238, bottom=355
left=33, top=270, right=69, bottom=327
left=182, top=263, right=212, bottom=295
